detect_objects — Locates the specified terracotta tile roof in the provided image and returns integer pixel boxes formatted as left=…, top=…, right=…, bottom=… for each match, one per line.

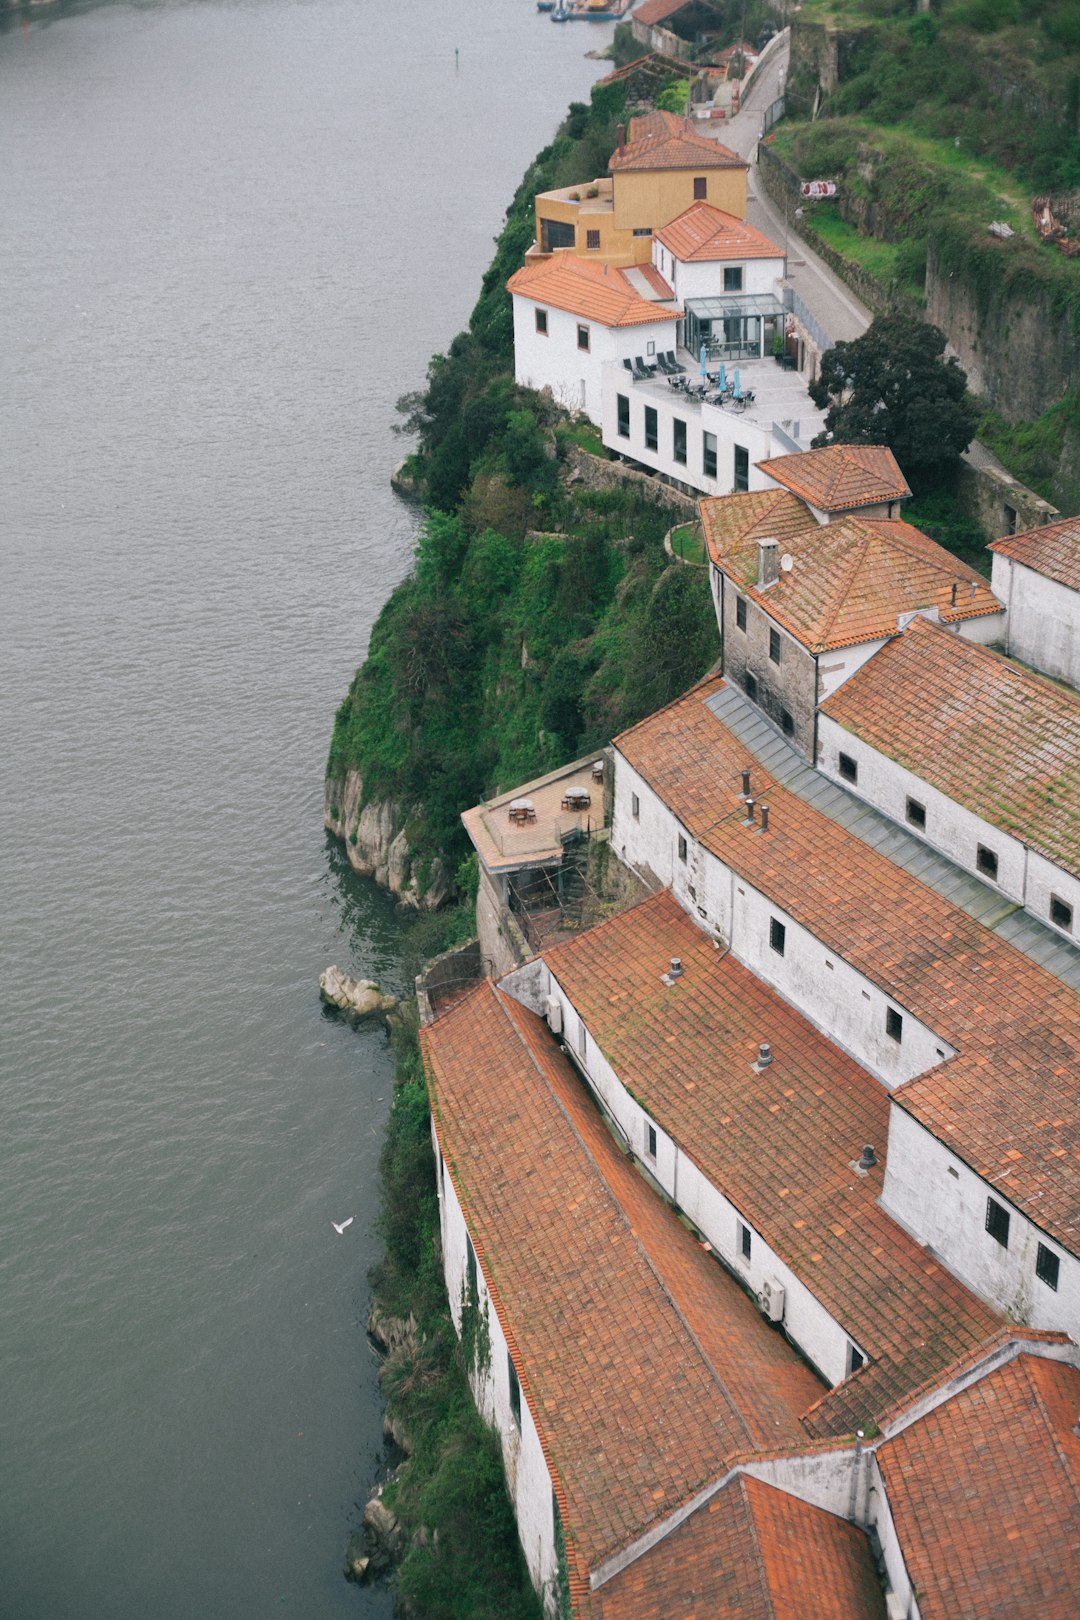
left=596, top=1474, right=884, bottom=1619
left=877, top=1353, right=1080, bottom=1619
left=542, top=889, right=1001, bottom=1435
left=990, top=513, right=1080, bottom=592
left=700, top=488, right=818, bottom=555
left=820, top=614, right=1080, bottom=881
left=594, top=51, right=691, bottom=88
left=630, top=261, right=676, bottom=299
left=614, top=683, right=1080, bottom=1260
left=461, top=755, right=605, bottom=874
left=507, top=252, right=680, bottom=329
left=759, top=444, right=911, bottom=511
left=422, top=980, right=823, bottom=1586
left=655, top=201, right=781, bottom=262
left=701, top=502, right=1003, bottom=651
left=631, top=0, right=695, bottom=25
left=610, top=111, right=745, bottom=174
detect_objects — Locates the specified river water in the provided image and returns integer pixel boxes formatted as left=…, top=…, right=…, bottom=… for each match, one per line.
left=0, top=5, right=607, bottom=1614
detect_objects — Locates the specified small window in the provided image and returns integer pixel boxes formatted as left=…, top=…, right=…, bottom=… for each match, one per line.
left=734, top=444, right=749, bottom=493
left=703, top=430, right=717, bottom=479
left=768, top=628, right=781, bottom=665
left=466, top=1237, right=478, bottom=1298
left=673, top=417, right=687, bottom=466
left=769, top=917, right=786, bottom=956
left=906, top=797, right=927, bottom=831
left=646, top=1123, right=657, bottom=1159
left=885, top=1007, right=903, bottom=1044
left=1036, top=1242, right=1060, bottom=1291
left=976, top=844, right=999, bottom=882
left=781, top=708, right=794, bottom=737
left=848, top=1344, right=866, bottom=1376
left=535, top=308, right=548, bottom=335
left=616, top=392, right=630, bottom=439
left=738, top=1222, right=752, bottom=1262
left=678, top=834, right=688, bottom=862
left=735, top=596, right=747, bottom=632
left=577, top=1016, right=587, bottom=1058
left=1050, top=895, right=1073, bottom=933
left=986, top=1197, right=1010, bottom=1248
left=577, top=324, right=590, bottom=352
left=645, top=405, right=658, bottom=452
left=631, top=792, right=640, bottom=819
left=508, top=1354, right=522, bottom=1432
left=838, top=752, right=858, bottom=784
left=744, top=671, right=758, bottom=702
left=1003, top=502, right=1017, bottom=535
left=586, top=228, right=600, bottom=251
left=693, top=176, right=707, bottom=200
left=723, top=266, right=743, bottom=292
left=632, top=226, right=653, bottom=237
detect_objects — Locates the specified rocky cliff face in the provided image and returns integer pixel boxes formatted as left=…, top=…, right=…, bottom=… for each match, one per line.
left=324, top=770, right=451, bottom=911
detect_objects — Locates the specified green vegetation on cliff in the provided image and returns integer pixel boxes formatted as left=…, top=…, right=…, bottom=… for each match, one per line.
left=328, top=83, right=719, bottom=883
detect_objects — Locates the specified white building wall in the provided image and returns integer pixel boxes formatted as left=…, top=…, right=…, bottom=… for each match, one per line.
left=601, top=366, right=778, bottom=496
left=865, top=1455, right=921, bottom=1620
left=511, top=294, right=675, bottom=426
left=611, top=749, right=955, bottom=1089
left=881, top=1105, right=1080, bottom=1340
left=433, top=1120, right=561, bottom=1613
left=1026, top=848, right=1080, bottom=943
left=994, top=552, right=1080, bottom=690
left=815, top=637, right=888, bottom=702
left=651, top=241, right=783, bottom=306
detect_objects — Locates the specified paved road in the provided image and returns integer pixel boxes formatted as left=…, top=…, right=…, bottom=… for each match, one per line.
left=704, top=31, right=872, bottom=347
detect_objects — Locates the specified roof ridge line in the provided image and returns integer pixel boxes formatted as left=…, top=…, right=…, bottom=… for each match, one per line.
left=816, top=528, right=873, bottom=647
left=1021, top=1357, right=1080, bottom=1514
left=741, top=1475, right=781, bottom=1620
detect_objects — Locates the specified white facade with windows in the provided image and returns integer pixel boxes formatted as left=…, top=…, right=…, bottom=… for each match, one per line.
left=817, top=713, right=1080, bottom=940
left=432, top=1122, right=561, bottom=1610
left=992, top=550, right=1080, bottom=691
left=611, top=753, right=956, bottom=1090
left=510, top=294, right=676, bottom=426
left=882, top=1105, right=1080, bottom=1343
left=651, top=239, right=783, bottom=305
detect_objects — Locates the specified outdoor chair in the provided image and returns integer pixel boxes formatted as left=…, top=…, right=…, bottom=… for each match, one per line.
left=632, top=358, right=652, bottom=381
left=634, top=355, right=657, bottom=377
left=664, top=350, right=686, bottom=373
left=654, top=353, right=675, bottom=375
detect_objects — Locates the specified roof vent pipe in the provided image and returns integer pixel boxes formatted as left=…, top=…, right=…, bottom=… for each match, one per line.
left=858, top=1144, right=878, bottom=1171
left=617, top=123, right=626, bottom=151
left=757, top=538, right=780, bottom=589
left=668, top=957, right=683, bottom=979
left=760, top=803, right=770, bottom=832
left=741, top=768, right=751, bottom=798
left=745, top=797, right=756, bottom=823
left=950, top=582, right=957, bottom=606
left=757, top=1042, right=773, bottom=1067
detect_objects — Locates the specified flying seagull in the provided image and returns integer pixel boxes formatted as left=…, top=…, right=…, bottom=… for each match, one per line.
left=332, top=1217, right=354, bottom=1235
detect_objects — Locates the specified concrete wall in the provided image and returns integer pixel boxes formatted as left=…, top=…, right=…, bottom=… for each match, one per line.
left=882, top=1106, right=1080, bottom=1341
left=434, top=1121, right=561, bottom=1613
left=601, top=369, right=778, bottom=497
left=476, top=864, right=530, bottom=981
left=817, top=711, right=1080, bottom=937
left=993, top=552, right=1080, bottom=692
left=512, top=295, right=676, bottom=426
left=720, top=577, right=817, bottom=759
left=611, top=753, right=956, bottom=1090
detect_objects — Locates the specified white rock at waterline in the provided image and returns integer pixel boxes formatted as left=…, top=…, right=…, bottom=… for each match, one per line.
left=319, top=966, right=398, bottom=1018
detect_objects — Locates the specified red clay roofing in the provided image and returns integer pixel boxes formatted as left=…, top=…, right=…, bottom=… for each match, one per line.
left=701, top=500, right=1004, bottom=651
left=877, top=1353, right=1080, bottom=1619
left=507, top=251, right=679, bottom=328
left=542, top=889, right=1001, bottom=1434
left=421, top=979, right=822, bottom=1586
left=759, top=444, right=911, bottom=510
left=631, top=0, right=696, bottom=25
left=655, top=201, right=782, bottom=262
left=820, top=613, right=1080, bottom=881
left=990, top=512, right=1080, bottom=592
left=613, top=680, right=1080, bottom=1259
left=610, top=110, right=745, bottom=173
left=596, top=1474, right=885, bottom=1620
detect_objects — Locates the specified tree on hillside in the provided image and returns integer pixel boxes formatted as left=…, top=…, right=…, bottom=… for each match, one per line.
left=808, top=316, right=979, bottom=481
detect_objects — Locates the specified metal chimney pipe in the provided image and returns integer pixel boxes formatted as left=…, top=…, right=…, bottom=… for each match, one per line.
left=741, top=768, right=751, bottom=797
left=745, top=797, right=756, bottom=823
left=760, top=803, right=770, bottom=832
left=757, top=1042, right=773, bottom=1067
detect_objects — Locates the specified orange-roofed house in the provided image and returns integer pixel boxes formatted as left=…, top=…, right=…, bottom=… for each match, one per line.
left=699, top=464, right=1004, bottom=759
left=758, top=443, right=911, bottom=524
left=508, top=251, right=678, bottom=422
left=529, top=111, right=748, bottom=271
left=990, top=512, right=1080, bottom=691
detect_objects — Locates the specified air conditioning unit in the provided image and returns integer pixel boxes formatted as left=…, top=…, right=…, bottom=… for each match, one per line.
left=544, top=996, right=563, bottom=1035
left=759, top=1277, right=785, bottom=1322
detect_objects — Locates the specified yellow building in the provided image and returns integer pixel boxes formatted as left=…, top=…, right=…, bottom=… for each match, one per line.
left=528, top=111, right=748, bottom=269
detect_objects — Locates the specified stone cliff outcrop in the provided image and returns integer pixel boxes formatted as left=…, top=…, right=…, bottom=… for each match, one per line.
left=324, top=770, right=451, bottom=911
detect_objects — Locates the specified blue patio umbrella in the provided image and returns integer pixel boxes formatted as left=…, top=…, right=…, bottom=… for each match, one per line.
left=699, top=343, right=708, bottom=377
left=717, top=363, right=727, bottom=394
left=733, top=367, right=742, bottom=399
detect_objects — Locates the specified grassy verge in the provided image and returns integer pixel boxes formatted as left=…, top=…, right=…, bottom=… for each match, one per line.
left=669, top=523, right=707, bottom=566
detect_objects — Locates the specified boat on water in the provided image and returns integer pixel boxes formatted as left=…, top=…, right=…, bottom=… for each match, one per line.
left=549, top=0, right=633, bottom=18
left=537, top=1, right=554, bottom=10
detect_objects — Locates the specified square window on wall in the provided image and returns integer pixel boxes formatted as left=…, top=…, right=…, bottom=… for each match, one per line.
left=693, top=176, right=707, bottom=200
left=616, top=393, right=630, bottom=439
left=838, top=752, right=858, bottom=784
left=1050, top=895, right=1073, bottom=932
left=906, top=797, right=927, bottom=830
left=577, top=324, right=590, bottom=352
left=645, top=405, right=658, bottom=452
left=738, top=1222, right=752, bottom=1261
left=769, top=628, right=781, bottom=665
left=586, top=229, right=600, bottom=250
left=769, top=917, right=786, bottom=956
left=703, top=431, right=717, bottom=478
left=735, top=596, right=747, bottom=631
left=673, top=417, right=687, bottom=466
left=723, top=266, right=743, bottom=292
left=885, top=1007, right=903, bottom=1043
left=535, top=308, right=548, bottom=335
left=976, top=844, right=999, bottom=881
left=678, top=834, right=688, bottom=862
left=631, top=792, right=640, bottom=819
left=985, top=1196, right=1010, bottom=1247
left=1037, top=1243, right=1060, bottom=1290
left=734, top=445, right=749, bottom=492
left=646, top=1123, right=657, bottom=1159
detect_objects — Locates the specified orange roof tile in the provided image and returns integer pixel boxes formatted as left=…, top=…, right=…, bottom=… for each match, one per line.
left=507, top=251, right=680, bottom=329
left=701, top=502, right=1003, bottom=651
left=655, top=201, right=781, bottom=262
left=614, top=682, right=1080, bottom=1259
left=820, top=614, right=1080, bottom=880
left=421, top=980, right=823, bottom=1581
left=610, top=110, right=745, bottom=174
left=877, top=1353, right=1080, bottom=1619
left=990, top=513, right=1080, bottom=592
left=596, top=1475, right=884, bottom=1619
left=631, top=0, right=696, bottom=25
left=542, top=889, right=1001, bottom=1433
left=759, top=444, right=911, bottom=511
